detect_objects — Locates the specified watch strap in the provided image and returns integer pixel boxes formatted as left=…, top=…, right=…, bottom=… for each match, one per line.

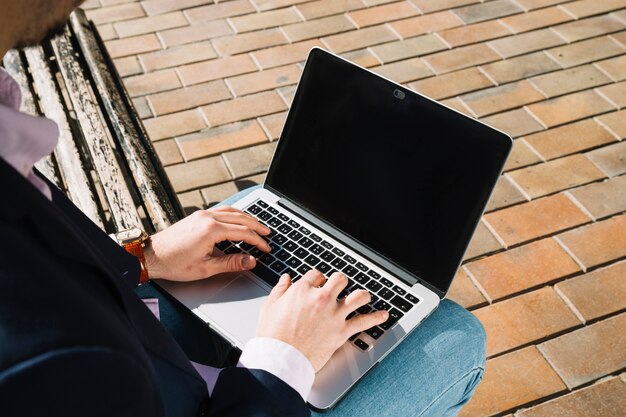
left=123, top=239, right=149, bottom=284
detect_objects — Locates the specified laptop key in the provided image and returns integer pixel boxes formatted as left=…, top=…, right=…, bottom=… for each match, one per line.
left=365, top=326, right=384, bottom=340
left=316, top=262, right=332, bottom=274
left=275, top=250, right=291, bottom=261
left=320, top=251, right=335, bottom=262
left=215, top=241, right=231, bottom=251
left=297, top=264, right=311, bottom=275
left=331, top=258, right=347, bottom=269
left=365, top=280, right=382, bottom=292
left=283, top=241, right=297, bottom=252
left=251, top=263, right=280, bottom=286
left=344, top=255, right=356, bottom=264
left=273, top=234, right=288, bottom=245
left=288, top=230, right=303, bottom=241
left=378, top=288, right=394, bottom=300
left=257, top=200, right=269, bottom=208
left=270, top=260, right=287, bottom=273
left=357, top=305, right=371, bottom=314
left=406, top=293, right=419, bottom=304
left=332, top=248, right=345, bottom=257
left=288, top=220, right=300, bottom=228
left=310, top=244, right=324, bottom=255
left=380, top=278, right=393, bottom=287
left=278, top=213, right=289, bottom=222
left=286, top=257, right=302, bottom=268
left=380, top=308, right=403, bottom=330
left=299, top=226, right=311, bottom=235
left=278, top=224, right=293, bottom=234
left=258, top=211, right=272, bottom=221
left=249, top=247, right=264, bottom=257
left=354, top=272, right=370, bottom=284
left=321, top=240, right=333, bottom=250
left=294, top=248, right=309, bottom=259
left=393, top=285, right=407, bottom=296
left=259, top=253, right=275, bottom=265
left=373, top=300, right=392, bottom=311
left=268, top=217, right=282, bottom=228
left=348, top=332, right=358, bottom=340
left=355, top=262, right=368, bottom=272
left=247, top=204, right=262, bottom=215
left=267, top=207, right=279, bottom=215
left=390, top=295, right=412, bottom=313
left=309, top=233, right=322, bottom=242
left=353, top=339, right=369, bottom=351
left=299, top=237, right=314, bottom=248
left=367, top=270, right=381, bottom=280
left=343, top=265, right=358, bottom=277
left=224, top=246, right=242, bottom=254
left=304, top=254, right=320, bottom=267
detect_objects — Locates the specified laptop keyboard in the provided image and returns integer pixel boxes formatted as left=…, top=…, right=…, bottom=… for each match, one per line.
left=215, top=199, right=420, bottom=352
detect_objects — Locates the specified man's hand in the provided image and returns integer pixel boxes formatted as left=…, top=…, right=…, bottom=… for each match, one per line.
left=256, top=270, right=389, bottom=372
left=144, top=206, right=271, bottom=281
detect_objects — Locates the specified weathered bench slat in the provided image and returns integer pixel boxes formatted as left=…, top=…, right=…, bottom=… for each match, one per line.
left=51, top=29, right=141, bottom=231
left=70, top=11, right=184, bottom=231
left=2, top=50, right=63, bottom=190
left=23, top=46, right=105, bottom=230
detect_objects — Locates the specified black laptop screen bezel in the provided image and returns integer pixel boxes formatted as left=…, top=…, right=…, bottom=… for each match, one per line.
left=265, top=48, right=512, bottom=296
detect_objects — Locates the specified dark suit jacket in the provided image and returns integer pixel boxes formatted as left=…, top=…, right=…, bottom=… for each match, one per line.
left=0, top=158, right=310, bottom=417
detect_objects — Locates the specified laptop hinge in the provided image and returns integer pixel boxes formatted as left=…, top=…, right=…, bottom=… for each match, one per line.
left=267, top=187, right=445, bottom=298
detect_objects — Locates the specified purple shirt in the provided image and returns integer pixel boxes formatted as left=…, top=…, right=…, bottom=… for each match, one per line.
left=0, top=68, right=314, bottom=400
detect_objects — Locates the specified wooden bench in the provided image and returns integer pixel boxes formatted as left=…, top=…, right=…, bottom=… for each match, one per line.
left=2, top=9, right=184, bottom=235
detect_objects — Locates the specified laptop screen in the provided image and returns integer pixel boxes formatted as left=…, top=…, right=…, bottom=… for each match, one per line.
left=266, top=49, right=511, bottom=295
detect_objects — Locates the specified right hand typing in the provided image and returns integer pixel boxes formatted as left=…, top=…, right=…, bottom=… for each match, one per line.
left=256, top=270, right=389, bottom=372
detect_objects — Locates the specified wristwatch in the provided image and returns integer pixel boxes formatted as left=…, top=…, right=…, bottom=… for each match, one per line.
left=116, top=228, right=150, bottom=284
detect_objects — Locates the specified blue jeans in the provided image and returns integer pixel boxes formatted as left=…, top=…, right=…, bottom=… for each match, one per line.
left=142, top=186, right=486, bottom=417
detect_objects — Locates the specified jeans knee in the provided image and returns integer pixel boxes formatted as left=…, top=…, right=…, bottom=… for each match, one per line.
left=440, top=300, right=486, bottom=369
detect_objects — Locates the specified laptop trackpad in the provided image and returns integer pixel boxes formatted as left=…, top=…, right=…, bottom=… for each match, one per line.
left=197, top=275, right=268, bottom=345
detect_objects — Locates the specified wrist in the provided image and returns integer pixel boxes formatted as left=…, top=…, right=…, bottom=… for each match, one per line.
left=143, top=234, right=165, bottom=279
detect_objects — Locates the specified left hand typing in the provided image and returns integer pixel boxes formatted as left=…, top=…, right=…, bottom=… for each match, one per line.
left=143, top=206, right=271, bottom=281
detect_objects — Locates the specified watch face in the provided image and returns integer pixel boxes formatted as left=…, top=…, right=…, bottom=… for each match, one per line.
left=117, top=228, right=144, bottom=244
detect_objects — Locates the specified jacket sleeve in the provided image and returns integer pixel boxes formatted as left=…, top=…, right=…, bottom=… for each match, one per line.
left=208, top=367, right=311, bottom=417
left=0, top=346, right=163, bottom=417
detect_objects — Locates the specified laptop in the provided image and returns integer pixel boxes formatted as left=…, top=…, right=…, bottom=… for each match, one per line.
left=157, top=48, right=512, bottom=411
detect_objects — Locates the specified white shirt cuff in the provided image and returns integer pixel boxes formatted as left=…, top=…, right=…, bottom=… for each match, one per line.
left=237, top=337, right=315, bottom=401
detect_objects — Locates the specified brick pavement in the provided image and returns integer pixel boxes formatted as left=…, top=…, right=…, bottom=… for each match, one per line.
left=83, top=0, right=626, bottom=415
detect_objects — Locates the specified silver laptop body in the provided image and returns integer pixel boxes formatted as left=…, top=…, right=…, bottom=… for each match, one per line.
left=158, top=48, right=512, bottom=411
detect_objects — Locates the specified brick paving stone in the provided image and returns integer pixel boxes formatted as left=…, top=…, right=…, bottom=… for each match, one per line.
left=553, top=15, right=626, bottom=43
left=595, top=54, right=626, bottom=81
left=569, top=175, right=626, bottom=220
left=610, top=30, right=626, bottom=48
left=459, top=347, right=567, bottom=417
left=142, top=0, right=212, bottom=16
left=463, top=220, right=503, bottom=260
left=85, top=3, right=145, bottom=24
left=481, top=109, right=544, bottom=139
left=488, top=29, right=565, bottom=59
left=158, top=20, right=233, bottom=47
left=485, top=174, right=528, bottom=212
left=389, top=11, right=464, bottom=38
left=177, top=121, right=268, bottom=161
left=139, top=42, right=217, bottom=72
left=526, top=90, right=615, bottom=128
left=348, top=1, right=419, bottom=28
left=277, top=85, right=297, bottom=106
left=597, top=80, right=626, bottom=108
left=235, top=172, right=267, bottom=188
left=282, top=15, right=355, bottom=43
left=201, top=91, right=287, bottom=127
left=147, top=80, right=231, bottom=116
left=341, top=49, right=381, bottom=68
left=296, top=0, right=366, bottom=20
left=556, top=260, right=626, bottom=322
left=322, top=25, right=397, bottom=54
left=259, top=112, right=288, bottom=140
left=114, top=56, right=142, bottom=77
left=529, top=65, right=611, bottom=98
left=132, top=97, right=153, bottom=119
left=229, top=8, right=302, bottom=33
left=114, top=12, right=188, bottom=38
left=502, top=139, right=542, bottom=171
left=143, top=109, right=207, bottom=141
left=177, top=54, right=258, bottom=86
left=586, top=140, right=626, bottom=176
left=223, top=142, right=277, bottom=178
left=517, top=377, right=626, bottom=417
left=97, top=24, right=118, bottom=41
left=124, top=69, right=181, bottom=97
left=185, top=0, right=255, bottom=24
left=480, top=52, right=561, bottom=85
left=561, top=0, right=626, bottom=19
left=441, top=97, right=474, bottom=117
left=452, top=0, right=523, bottom=24
left=178, top=190, right=205, bottom=215
left=410, top=68, right=493, bottom=100
left=410, top=0, right=479, bottom=14
left=547, top=36, right=625, bottom=68
left=464, top=238, right=580, bottom=301
left=514, top=0, right=566, bottom=9
left=438, top=20, right=512, bottom=48
left=201, top=181, right=240, bottom=207
left=227, top=65, right=301, bottom=97
left=370, top=35, right=447, bottom=64
left=597, top=109, right=626, bottom=139
left=371, top=57, right=432, bottom=83
left=105, top=34, right=162, bottom=58
left=539, top=313, right=626, bottom=389
left=165, top=156, right=231, bottom=192
left=446, top=268, right=487, bottom=310
left=212, top=29, right=287, bottom=56
left=557, top=213, right=626, bottom=269
left=499, top=6, right=572, bottom=34
left=252, top=39, right=324, bottom=69
left=423, top=44, right=500, bottom=75
left=474, top=287, right=581, bottom=357
left=253, top=0, right=311, bottom=11
left=508, top=154, right=606, bottom=199
left=460, top=80, right=545, bottom=117
left=484, top=193, right=591, bottom=246
left=153, top=139, right=183, bottom=166
left=524, top=119, right=616, bottom=160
